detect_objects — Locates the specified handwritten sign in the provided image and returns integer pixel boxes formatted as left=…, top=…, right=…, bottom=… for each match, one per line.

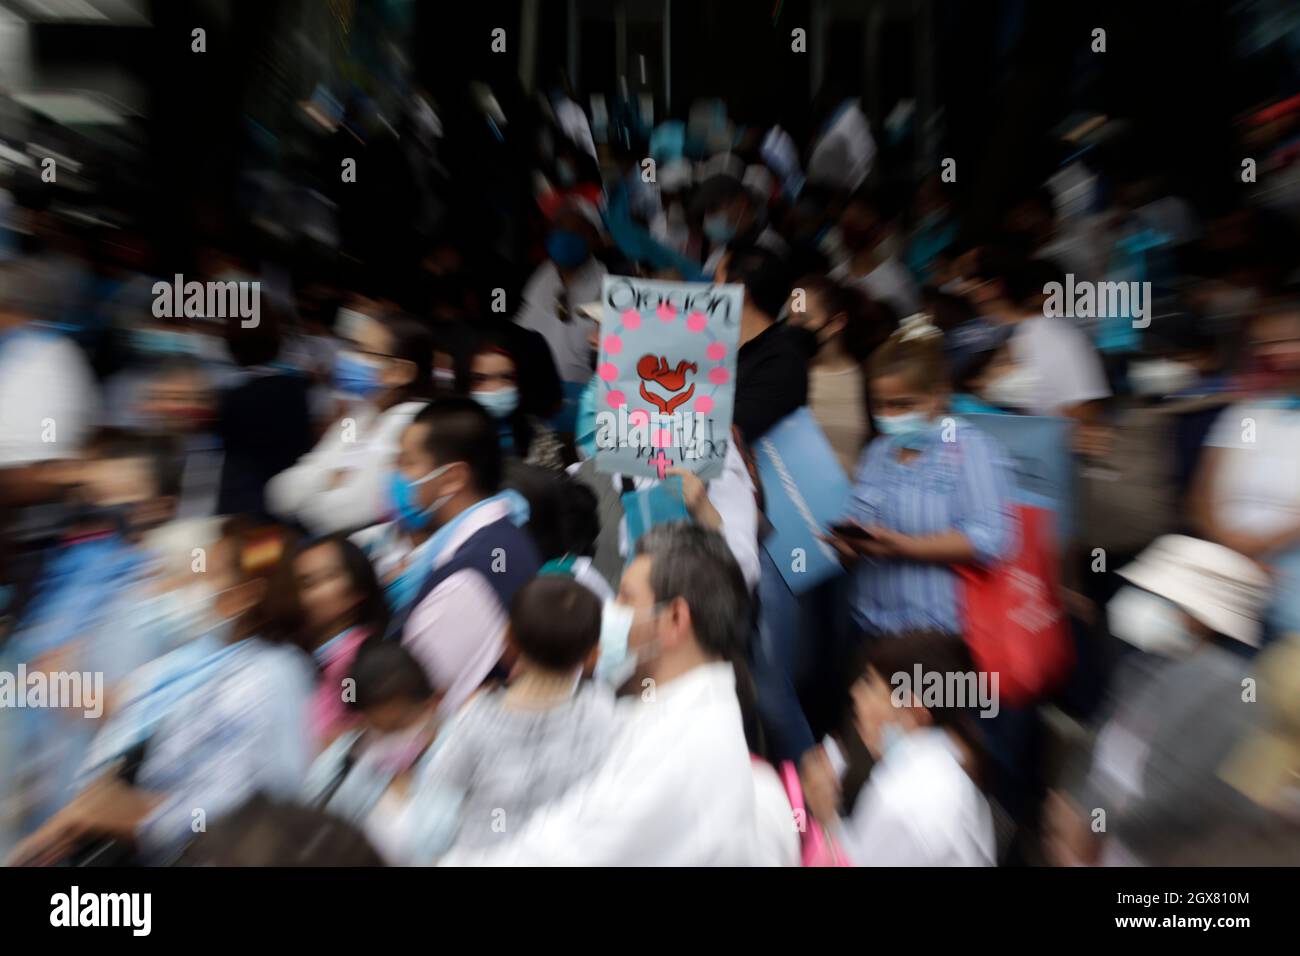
left=592, top=276, right=742, bottom=481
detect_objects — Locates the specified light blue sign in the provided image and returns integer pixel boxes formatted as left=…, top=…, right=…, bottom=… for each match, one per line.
left=592, top=277, right=742, bottom=481
left=754, top=408, right=852, bottom=594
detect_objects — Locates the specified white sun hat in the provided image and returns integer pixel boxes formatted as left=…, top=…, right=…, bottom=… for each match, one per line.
left=1116, top=535, right=1273, bottom=647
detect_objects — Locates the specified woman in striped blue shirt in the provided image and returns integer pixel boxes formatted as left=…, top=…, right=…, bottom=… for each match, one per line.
left=826, top=317, right=1017, bottom=637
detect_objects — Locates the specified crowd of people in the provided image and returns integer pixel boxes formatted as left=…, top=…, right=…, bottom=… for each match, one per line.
left=1, top=82, right=1299, bottom=867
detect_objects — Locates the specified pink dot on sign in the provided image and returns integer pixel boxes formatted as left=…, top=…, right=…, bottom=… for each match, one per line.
left=706, top=341, right=726, bottom=361
left=656, top=303, right=676, bottom=323
left=686, top=311, right=708, bottom=332
left=606, top=390, right=626, bottom=409
left=708, top=366, right=730, bottom=385
left=628, top=409, right=649, bottom=428
left=603, top=334, right=623, bottom=355
left=621, top=309, right=641, bottom=330
left=654, top=428, right=673, bottom=448
left=598, top=362, right=619, bottom=382
left=694, top=395, right=715, bottom=414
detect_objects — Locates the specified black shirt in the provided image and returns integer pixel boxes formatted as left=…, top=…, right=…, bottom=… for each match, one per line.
left=734, top=322, right=809, bottom=444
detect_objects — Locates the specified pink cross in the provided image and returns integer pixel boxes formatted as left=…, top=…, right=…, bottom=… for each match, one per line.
left=650, top=449, right=672, bottom=480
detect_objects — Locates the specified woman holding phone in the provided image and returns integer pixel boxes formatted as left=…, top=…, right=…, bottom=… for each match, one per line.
left=824, top=315, right=1017, bottom=638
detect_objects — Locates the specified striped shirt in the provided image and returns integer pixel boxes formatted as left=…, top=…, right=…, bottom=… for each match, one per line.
left=844, top=421, right=1016, bottom=635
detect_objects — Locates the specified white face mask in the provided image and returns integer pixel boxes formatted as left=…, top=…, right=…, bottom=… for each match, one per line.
left=595, top=600, right=663, bottom=688
left=982, top=364, right=1041, bottom=410
left=1129, top=358, right=1198, bottom=398
left=1107, top=586, right=1197, bottom=657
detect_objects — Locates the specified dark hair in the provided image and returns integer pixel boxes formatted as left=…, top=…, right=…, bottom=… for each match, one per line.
left=860, top=630, right=988, bottom=787
left=722, top=242, right=793, bottom=321
left=635, top=523, right=763, bottom=753
left=796, top=274, right=896, bottom=363
left=454, top=331, right=536, bottom=457
left=411, top=397, right=503, bottom=495
left=347, top=641, right=435, bottom=710
left=224, top=304, right=282, bottom=367
left=509, top=576, right=602, bottom=671
left=296, top=535, right=391, bottom=642
left=971, top=248, right=1062, bottom=308
left=176, top=794, right=386, bottom=866
left=379, top=313, right=435, bottom=400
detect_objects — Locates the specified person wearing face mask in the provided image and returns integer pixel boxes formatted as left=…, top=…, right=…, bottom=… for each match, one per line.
left=943, top=318, right=1036, bottom=417
left=366, top=399, right=539, bottom=717
left=697, top=172, right=787, bottom=277
left=823, top=317, right=1016, bottom=638
left=421, top=575, right=618, bottom=853
left=10, top=520, right=316, bottom=866
left=266, top=310, right=432, bottom=535
left=441, top=524, right=764, bottom=866
left=457, top=337, right=565, bottom=470
left=513, top=202, right=607, bottom=434
left=1046, top=536, right=1275, bottom=866
left=300, top=641, right=461, bottom=866
left=786, top=275, right=892, bottom=473
left=832, top=631, right=995, bottom=866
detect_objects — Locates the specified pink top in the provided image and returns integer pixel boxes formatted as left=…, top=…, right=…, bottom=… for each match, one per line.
left=311, top=627, right=370, bottom=746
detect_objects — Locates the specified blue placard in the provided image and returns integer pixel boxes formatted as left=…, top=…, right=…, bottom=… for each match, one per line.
left=753, top=408, right=852, bottom=594
left=960, top=413, right=1075, bottom=542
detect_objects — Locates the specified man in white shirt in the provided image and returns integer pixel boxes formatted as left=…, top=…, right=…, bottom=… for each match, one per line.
left=974, top=254, right=1110, bottom=420
left=440, top=524, right=761, bottom=865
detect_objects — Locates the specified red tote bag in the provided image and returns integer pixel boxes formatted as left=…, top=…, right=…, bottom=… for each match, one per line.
left=955, top=502, right=1073, bottom=708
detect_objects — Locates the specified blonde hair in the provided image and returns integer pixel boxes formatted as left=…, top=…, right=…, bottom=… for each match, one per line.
left=867, top=313, right=949, bottom=391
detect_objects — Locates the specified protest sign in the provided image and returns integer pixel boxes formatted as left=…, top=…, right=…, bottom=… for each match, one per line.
left=753, top=408, right=852, bottom=594
left=592, top=276, right=742, bottom=481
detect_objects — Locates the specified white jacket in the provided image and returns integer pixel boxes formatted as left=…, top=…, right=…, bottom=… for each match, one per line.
left=266, top=400, right=425, bottom=535
left=439, top=662, right=760, bottom=866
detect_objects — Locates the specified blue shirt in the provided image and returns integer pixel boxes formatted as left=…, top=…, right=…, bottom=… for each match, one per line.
left=844, top=421, right=1016, bottom=635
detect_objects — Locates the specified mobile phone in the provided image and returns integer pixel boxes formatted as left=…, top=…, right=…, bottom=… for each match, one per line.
left=828, top=522, right=874, bottom=542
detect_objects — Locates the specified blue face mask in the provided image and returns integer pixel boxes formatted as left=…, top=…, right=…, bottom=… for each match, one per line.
left=874, top=411, right=934, bottom=449
left=546, top=229, right=589, bottom=269
left=471, top=387, right=519, bottom=419
left=334, top=351, right=385, bottom=398
left=703, top=213, right=736, bottom=245
left=132, top=328, right=197, bottom=357
left=388, top=464, right=452, bottom=532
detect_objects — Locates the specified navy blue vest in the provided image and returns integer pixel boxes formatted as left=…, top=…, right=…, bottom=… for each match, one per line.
left=388, top=517, right=539, bottom=641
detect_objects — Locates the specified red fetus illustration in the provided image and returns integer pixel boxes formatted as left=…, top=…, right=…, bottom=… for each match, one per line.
left=636, top=354, right=697, bottom=414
